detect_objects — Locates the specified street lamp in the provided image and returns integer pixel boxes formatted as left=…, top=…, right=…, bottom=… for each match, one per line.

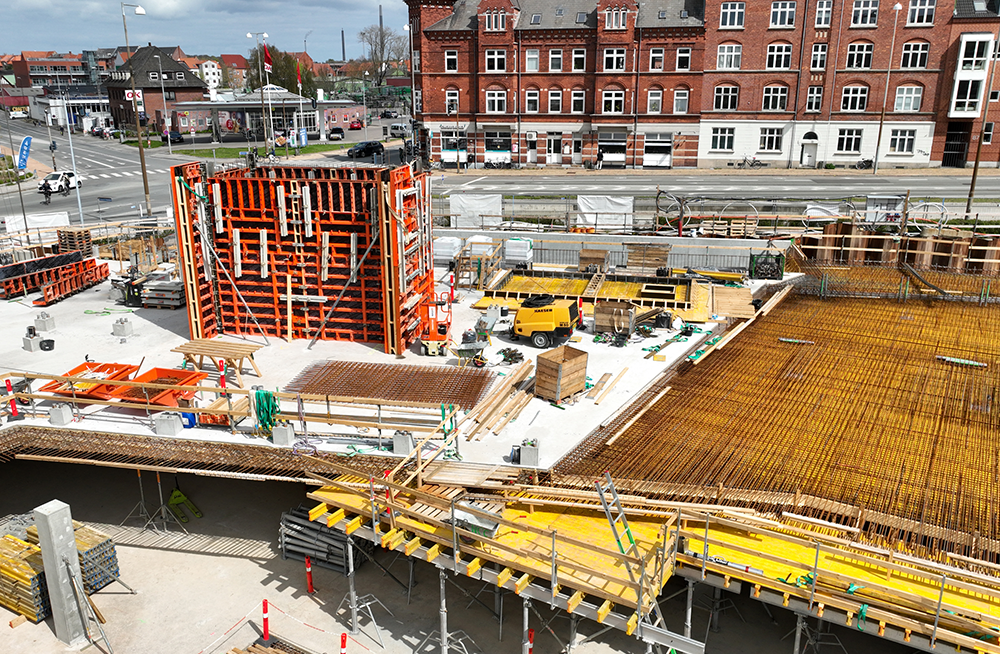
left=404, top=22, right=415, bottom=120
left=873, top=2, right=903, bottom=175
left=362, top=70, right=370, bottom=140
left=153, top=54, right=172, bottom=155
left=247, top=32, right=269, bottom=147
left=121, top=2, right=152, bottom=217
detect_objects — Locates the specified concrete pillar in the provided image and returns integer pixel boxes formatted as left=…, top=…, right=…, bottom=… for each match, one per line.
left=33, top=500, right=86, bottom=646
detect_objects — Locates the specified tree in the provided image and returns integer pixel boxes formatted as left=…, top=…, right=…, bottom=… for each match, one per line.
left=357, top=25, right=407, bottom=88
left=247, top=44, right=316, bottom=98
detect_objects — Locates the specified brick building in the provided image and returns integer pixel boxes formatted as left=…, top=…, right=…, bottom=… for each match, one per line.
left=12, top=52, right=93, bottom=88
left=407, top=0, right=1000, bottom=168
left=220, top=54, right=249, bottom=90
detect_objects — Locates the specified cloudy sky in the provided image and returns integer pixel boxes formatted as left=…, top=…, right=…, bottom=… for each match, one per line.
left=4, top=0, right=408, bottom=60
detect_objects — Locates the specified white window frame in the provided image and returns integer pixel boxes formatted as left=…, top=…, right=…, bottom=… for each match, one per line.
left=763, top=85, right=789, bottom=111
left=714, top=85, right=740, bottom=110
left=549, top=49, right=563, bottom=72
left=571, top=90, right=585, bottom=113
left=852, top=0, right=879, bottom=26
left=525, top=89, right=539, bottom=113
left=901, top=42, right=929, bottom=68
left=717, top=44, right=742, bottom=70
left=486, top=90, right=507, bottom=113
left=413, top=51, right=421, bottom=72
left=907, top=0, right=934, bottom=25
left=647, top=89, right=663, bottom=114
left=837, top=129, right=863, bottom=153
left=414, top=89, right=422, bottom=112
left=846, top=42, right=874, bottom=69
left=605, top=7, right=627, bottom=29
left=445, top=50, right=458, bottom=71
left=485, top=11, right=506, bottom=31
left=604, top=48, right=627, bottom=71
left=572, top=49, right=586, bottom=71
left=720, top=2, right=745, bottom=28
left=485, top=50, right=507, bottom=72
left=895, top=86, right=922, bottom=112
left=806, top=86, right=823, bottom=112
left=889, top=128, right=916, bottom=153
left=815, top=0, right=832, bottom=26
left=711, top=127, right=735, bottom=151
left=954, top=79, right=983, bottom=112
left=445, top=89, right=459, bottom=114
left=961, top=40, right=990, bottom=71
left=676, top=47, right=691, bottom=70
left=526, top=50, right=539, bottom=72
left=548, top=89, right=562, bottom=113
left=650, top=48, right=664, bottom=71
left=811, top=43, right=827, bottom=70
left=985, top=122, right=994, bottom=144
left=841, top=86, right=869, bottom=111
left=673, top=88, right=689, bottom=114
left=759, top=127, right=783, bottom=152
left=771, top=1, right=796, bottom=27
left=602, top=89, right=625, bottom=113
left=767, top=43, right=793, bottom=69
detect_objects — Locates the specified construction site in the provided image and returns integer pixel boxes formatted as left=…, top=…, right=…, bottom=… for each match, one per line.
left=2, top=160, right=1000, bottom=654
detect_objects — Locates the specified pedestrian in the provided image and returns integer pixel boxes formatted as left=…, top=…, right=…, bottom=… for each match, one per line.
left=59, top=125, right=64, bottom=136
left=596, top=149, right=604, bottom=170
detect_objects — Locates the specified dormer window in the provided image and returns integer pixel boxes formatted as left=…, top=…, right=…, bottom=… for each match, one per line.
left=576, top=11, right=588, bottom=22
left=148, top=71, right=159, bottom=81
left=177, top=71, right=185, bottom=79
left=485, top=10, right=506, bottom=31
left=531, top=13, right=541, bottom=24
left=605, top=7, right=627, bottom=29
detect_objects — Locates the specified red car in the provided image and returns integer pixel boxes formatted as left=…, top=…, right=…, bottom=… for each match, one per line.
left=349, top=119, right=363, bottom=130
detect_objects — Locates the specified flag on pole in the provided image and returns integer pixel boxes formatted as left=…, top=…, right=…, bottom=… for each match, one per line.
left=297, top=61, right=301, bottom=89
left=264, top=46, right=272, bottom=74
left=16, top=136, right=32, bottom=170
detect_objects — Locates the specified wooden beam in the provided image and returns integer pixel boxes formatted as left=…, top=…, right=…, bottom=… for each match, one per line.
left=594, top=368, right=627, bottom=405
left=426, top=543, right=442, bottom=562
left=345, top=515, right=363, bottom=535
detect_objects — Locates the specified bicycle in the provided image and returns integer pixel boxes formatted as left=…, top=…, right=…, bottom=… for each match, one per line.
left=855, top=157, right=873, bottom=170
left=738, top=156, right=765, bottom=169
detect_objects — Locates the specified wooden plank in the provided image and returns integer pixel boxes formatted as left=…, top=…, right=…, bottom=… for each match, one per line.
left=587, top=373, right=612, bottom=399
left=594, top=368, right=628, bottom=405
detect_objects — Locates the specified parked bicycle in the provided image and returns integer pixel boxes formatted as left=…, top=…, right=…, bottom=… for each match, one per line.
left=855, top=157, right=874, bottom=170
left=738, top=156, right=766, bottom=169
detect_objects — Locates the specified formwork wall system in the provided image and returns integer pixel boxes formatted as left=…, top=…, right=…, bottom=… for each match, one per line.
left=171, top=162, right=434, bottom=355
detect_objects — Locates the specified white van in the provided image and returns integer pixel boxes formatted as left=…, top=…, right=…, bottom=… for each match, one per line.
left=390, top=123, right=411, bottom=138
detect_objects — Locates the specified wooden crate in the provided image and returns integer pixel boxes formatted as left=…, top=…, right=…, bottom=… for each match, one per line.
left=535, top=345, right=588, bottom=403
left=594, top=301, right=635, bottom=334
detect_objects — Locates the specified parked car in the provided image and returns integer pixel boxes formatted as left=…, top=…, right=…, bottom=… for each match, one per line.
left=348, top=119, right=363, bottom=130
left=328, top=126, right=345, bottom=140
left=37, top=171, right=81, bottom=193
left=162, top=130, right=184, bottom=144
left=381, top=110, right=399, bottom=119
left=347, top=141, right=385, bottom=158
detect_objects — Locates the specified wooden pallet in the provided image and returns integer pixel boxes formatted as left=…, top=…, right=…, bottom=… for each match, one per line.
left=422, top=462, right=520, bottom=488
left=57, top=228, right=92, bottom=255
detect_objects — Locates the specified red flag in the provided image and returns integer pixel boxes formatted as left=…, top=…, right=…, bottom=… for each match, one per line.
left=263, top=47, right=272, bottom=74
left=297, top=61, right=301, bottom=87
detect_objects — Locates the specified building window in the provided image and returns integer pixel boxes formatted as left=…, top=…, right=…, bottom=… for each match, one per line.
left=992, top=90, right=1000, bottom=101
left=837, top=129, right=863, bottom=152
left=852, top=0, right=879, bottom=25
left=815, top=0, right=832, bottom=26
left=895, top=86, right=923, bottom=112
left=846, top=42, right=874, bottom=69
left=414, top=89, right=422, bottom=112
left=650, top=48, right=664, bottom=71
left=841, top=86, right=869, bottom=111
left=673, top=88, right=689, bottom=113
left=961, top=40, right=990, bottom=71
left=485, top=131, right=512, bottom=151
left=526, top=89, right=539, bottom=113
left=602, top=89, right=625, bottom=113
left=985, top=122, right=994, bottom=144
left=571, top=90, right=585, bottom=113
left=901, top=42, right=929, bottom=68
left=549, top=89, right=562, bottom=113
left=445, top=50, right=457, bottom=71
left=446, top=89, right=459, bottom=114
left=763, top=85, right=789, bottom=110
left=711, top=127, right=735, bottom=151
left=677, top=47, right=691, bottom=70
left=148, top=71, right=159, bottom=81
left=648, top=89, right=663, bottom=114
left=164, top=90, right=176, bottom=101
left=954, top=79, right=983, bottom=112
left=485, top=10, right=506, bottom=31
left=486, top=90, right=506, bottom=112
left=767, top=43, right=793, bottom=69
left=907, top=0, right=934, bottom=24
left=550, top=50, right=563, bottom=72
left=806, top=86, right=823, bottom=111
left=759, top=127, right=783, bottom=151
left=888, top=128, right=916, bottom=153
left=605, top=7, right=627, bottom=29
left=573, top=49, right=586, bottom=71
left=811, top=43, right=827, bottom=70
left=714, top=85, right=739, bottom=110
left=486, top=50, right=506, bottom=72
left=718, top=44, right=742, bottom=70
left=526, top=49, right=539, bottom=72
left=176, top=72, right=185, bottom=79
left=413, top=51, right=421, bottom=72
left=721, top=2, right=745, bottom=27
left=604, top=48, right=626, bottom=71
left=771, top=1, right=796, bottom=26
left=180, top=116, right=188, bottom=127
left=576, top=11, right=588, bottom=23
left=530, top=13, right=541, bottom=24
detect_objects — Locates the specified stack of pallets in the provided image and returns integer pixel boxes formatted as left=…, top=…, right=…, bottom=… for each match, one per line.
left=279, top=505, right=372, bottom=574
left=0, top=535, right=49, bottom=622
left=26, top=521, right=120, bottom=594
left=57, top=228, right=93, bottom=255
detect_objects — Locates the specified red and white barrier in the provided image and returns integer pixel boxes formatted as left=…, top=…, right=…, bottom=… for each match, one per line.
left=305, top=556, right=315, bottom=594
left=218, top=360, right=227, bottom=396
left=527, top=627, right=535, bottom=654
left=262, top=599, right=269, bottom=641
left=5, top=379, right=17, bottom=418
left=340, top=633, right=348, bottom=654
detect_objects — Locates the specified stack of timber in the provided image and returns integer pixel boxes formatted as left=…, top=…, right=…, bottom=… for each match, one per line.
left=463, top=361, right=535, bottom=441
left=57, top=228, right=92, bottom=255
left=0, top=535, right=49, bottom=622
left=226, top=644, right=292, bottom=654
left=279, top=505, right=372, bottom=574
left=141, top=280, right=185, bottom=309
left=26, top=521, right=120, bottom=594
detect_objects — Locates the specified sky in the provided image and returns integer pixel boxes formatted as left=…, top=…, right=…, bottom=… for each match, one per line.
left=4, top=0, right=409, bottom=61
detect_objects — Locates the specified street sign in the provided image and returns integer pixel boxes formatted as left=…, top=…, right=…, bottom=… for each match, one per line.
left=98, top=197, right=113, bottom=202
left=124, top=90, right=143, bottom=101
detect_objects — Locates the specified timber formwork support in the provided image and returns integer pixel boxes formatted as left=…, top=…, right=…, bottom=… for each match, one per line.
left=170, top=162, right=434, bottom=354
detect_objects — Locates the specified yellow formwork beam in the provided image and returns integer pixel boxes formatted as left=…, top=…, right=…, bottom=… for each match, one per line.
left=326, top=508, right=345, bottom=528
left=308, top=503, right=327, bottom=522
left=626, top=612, right=639, bottom=635
left=497, top=567, right=513, bottom=588
left=405, top=537, right=422, bottom=556
left=345, top=515, right=363, bottom=535
left=515, top=573, right=533, bottom=594
left=380, top=528, right=398, bottom=548
left=466, top=557, right=483, bottom=577
left=597, top=599, right=613, bottom=623
left=426, top=543, right=442, bottom=562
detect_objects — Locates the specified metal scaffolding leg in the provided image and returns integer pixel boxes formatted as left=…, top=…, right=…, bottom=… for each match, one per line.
left=522, top=598, right=531, bottom=654
left=120, top=469, right=152, bottom=527
left=567, top=615, right=579, bottom=653
left=495, top=582, right=504, bottom=642
left=440, top=568, right=448, bottom=654
left=710, top=587, right=721, bottom=633
left=142, top=472, right=187, bottom=534
left=684, top=579, right=694, bottom=638
left=408, top=557, right=415, bottom=605
left=793, top=614, right=803, bottom=654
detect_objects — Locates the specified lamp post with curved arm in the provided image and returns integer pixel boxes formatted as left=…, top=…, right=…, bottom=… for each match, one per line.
left=121, top=2, right=151, bottom=217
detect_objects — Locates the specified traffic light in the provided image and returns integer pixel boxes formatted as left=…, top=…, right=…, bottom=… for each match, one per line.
left=50, top=141, right=57, bottom=151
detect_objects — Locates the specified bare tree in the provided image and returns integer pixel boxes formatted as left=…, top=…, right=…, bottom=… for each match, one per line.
left=358, top=25, right=407, bottom=88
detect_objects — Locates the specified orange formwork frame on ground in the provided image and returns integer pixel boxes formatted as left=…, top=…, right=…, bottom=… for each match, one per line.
left=170, top=162, right=434, bottom=355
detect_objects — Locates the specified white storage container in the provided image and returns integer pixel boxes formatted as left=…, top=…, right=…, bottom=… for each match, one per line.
left=467, top=235, right=494, bottom=256
left=434, top=237, right=463, bottom=262
left=505, top=238, right=534, bottom=263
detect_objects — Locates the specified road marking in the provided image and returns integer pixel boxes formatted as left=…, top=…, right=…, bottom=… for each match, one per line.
left=458, top=176, right=485, bottom=188
left=121, top=171, right=133, bottom=176
left=100, top=174, right=111, bottom=178
left=111, top=173, right=121, bottom=177
left=82, top=157, right=114, bottom=168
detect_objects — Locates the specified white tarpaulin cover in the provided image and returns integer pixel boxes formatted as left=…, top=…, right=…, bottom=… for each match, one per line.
left=5, top=211, right=71, bottom=234
left=450, top=194, right=502, bottom=228
left=576, top=195, right=633, bottom=228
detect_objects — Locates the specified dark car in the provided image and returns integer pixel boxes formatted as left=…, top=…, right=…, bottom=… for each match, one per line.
left=347, top=141, right=385, bottom=158
left=380, top=110, right=399, bottom=119
left=162, top=130, right=184, bottom=144
left=328, top=126, right=345, bottom=140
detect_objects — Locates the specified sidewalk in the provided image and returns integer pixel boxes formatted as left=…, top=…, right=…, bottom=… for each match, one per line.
left=0, top=142, right=53, bottom=194
left=425, top=163, right=1000, bottom=177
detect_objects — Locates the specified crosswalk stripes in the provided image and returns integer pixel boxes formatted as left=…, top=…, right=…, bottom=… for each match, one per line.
left=77, top=168, right=170, bottom=181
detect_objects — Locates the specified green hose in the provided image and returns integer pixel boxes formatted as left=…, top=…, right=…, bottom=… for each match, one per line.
left=254, top=389, right=279, bottom=435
